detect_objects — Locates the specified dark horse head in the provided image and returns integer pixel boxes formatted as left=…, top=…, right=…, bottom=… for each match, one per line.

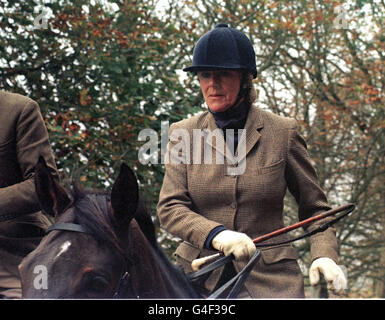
left=18, top=157, right=199, bottom=299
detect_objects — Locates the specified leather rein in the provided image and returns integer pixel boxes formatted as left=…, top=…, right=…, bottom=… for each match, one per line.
left=187, top=203, right=356, bottom=298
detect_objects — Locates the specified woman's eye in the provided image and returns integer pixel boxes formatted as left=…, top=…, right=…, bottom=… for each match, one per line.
left=198, top=72, right=212, bottom=79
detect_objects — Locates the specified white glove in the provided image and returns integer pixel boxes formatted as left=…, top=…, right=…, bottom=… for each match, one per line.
left=309, top=257, right=347, bottom=294
left=212, top=230, right=256, bottom=261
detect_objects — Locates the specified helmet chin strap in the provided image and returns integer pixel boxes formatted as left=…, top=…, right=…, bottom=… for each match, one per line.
left=231, top=86, right=246, bottom=109
left=220, top=73, right=247, bottom=113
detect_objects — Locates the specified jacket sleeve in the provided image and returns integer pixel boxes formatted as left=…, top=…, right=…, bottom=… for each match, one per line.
left=157, top=122, right=223, bottom=249
left=285, top=119, right=339, bottom=263
left=0, top=99, right=58, bottom=217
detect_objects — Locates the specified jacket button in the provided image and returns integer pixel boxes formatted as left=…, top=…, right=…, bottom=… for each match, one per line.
left=230, top=203, right=237, bottom=209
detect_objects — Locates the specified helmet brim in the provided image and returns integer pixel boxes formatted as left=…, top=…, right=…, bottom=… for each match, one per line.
left=183, top=65, right=257, bottom=78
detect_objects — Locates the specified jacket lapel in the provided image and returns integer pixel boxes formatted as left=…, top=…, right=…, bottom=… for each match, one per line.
left=205, top=113, right=229, bottom=161
left=237, top=106, right=263, bottom=163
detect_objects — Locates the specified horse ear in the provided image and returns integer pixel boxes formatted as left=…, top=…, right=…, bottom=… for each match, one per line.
left=34, top=156, right=71, bottom=217
left=111, top=163, right=138, bottom=225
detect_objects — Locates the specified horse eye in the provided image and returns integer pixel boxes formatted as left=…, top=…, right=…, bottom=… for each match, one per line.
left=88, top=275, right=109, bottom=293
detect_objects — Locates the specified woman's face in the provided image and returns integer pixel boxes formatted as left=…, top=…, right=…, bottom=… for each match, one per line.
left=198, top=69, right=241, bottom=112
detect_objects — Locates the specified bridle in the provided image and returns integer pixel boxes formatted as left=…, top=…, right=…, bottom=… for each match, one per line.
left=46, top=222, right=133, bottom=299
left=45, top=220, right=258, bottom=299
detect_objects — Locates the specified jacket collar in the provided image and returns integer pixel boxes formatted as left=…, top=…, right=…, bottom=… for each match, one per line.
left=203, top=105, right=264, bottom=163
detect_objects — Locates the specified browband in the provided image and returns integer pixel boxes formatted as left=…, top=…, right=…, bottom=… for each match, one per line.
left=46, top=222, right=91, bottom=235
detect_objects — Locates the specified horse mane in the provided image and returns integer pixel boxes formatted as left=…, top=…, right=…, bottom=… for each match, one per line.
left=150, top=241, right=201, bottom=298
left=131, top=199, right=200, bottom=298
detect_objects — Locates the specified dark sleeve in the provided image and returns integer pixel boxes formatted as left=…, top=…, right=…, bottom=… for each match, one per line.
left=204, top=226, right=227, bottom=249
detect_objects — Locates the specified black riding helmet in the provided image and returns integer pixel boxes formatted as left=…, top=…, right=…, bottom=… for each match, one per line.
left=183, top=23, right=257, bottom=78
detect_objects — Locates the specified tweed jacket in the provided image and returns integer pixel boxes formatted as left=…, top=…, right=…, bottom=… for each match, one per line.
left=157, top=105, right=339, bottom=298
left=0, top=91, right=57, bottom=291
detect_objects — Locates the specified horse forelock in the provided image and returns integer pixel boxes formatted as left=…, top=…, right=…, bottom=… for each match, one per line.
left=70, top=186, right=124, bottom=256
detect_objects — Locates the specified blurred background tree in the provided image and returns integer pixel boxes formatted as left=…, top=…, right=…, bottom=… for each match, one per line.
left=0, top=0, right=195, bottom=255
left=1, top=0, right=384, bottom=297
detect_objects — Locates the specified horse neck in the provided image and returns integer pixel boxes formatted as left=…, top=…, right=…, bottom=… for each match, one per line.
left=128, top=220, right=198, bottom=298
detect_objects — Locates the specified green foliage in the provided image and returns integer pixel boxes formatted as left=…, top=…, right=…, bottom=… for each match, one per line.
left=1, top=0, right=384, bottom=297
left=0, top=0, right=197, bottom=208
